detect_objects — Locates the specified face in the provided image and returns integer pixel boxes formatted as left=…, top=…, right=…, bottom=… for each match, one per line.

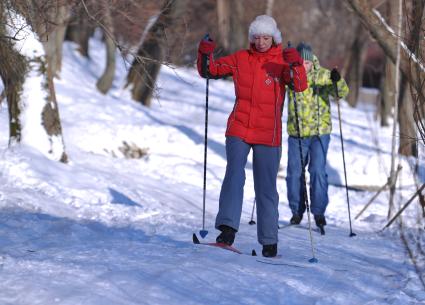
left=303, top=60, right=313, bottom=72
left=253, top=35, right=273, bottom=52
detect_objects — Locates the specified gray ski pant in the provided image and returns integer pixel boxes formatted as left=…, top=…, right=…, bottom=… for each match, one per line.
left=215, top=136, right=281, bottom=245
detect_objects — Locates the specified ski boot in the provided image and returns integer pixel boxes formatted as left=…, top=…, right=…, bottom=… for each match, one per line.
left=314, top=215, right=326, bottom=235
left=262, top=244, right=277, bottom=257
left=216, top=225, right=236, bottom=246
left=290, top=214, right=303, bottom=225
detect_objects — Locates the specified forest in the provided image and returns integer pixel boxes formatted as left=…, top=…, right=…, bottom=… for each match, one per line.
left=0, top=1, right=424, bottom=303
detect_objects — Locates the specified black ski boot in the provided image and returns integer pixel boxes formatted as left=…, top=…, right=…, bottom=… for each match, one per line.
left=216, top=225, right=236, bottom=246
left=290, top=214, right=303, bottom=225
left=262, top=244, right=277, bottom=257
left=314, top=215, right=326, bottom=235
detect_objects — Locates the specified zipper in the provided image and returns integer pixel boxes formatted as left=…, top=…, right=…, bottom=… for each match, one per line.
left=272, top=81, right=280, bottom=145
left=225, top=66, right=240, bottom=133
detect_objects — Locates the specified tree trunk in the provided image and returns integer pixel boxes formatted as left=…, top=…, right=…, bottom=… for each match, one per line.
left=40, top=3, right=70, bottom=76
left=398, top=76, right=417, bottom=157
left=380, top=56, right=395, bottom=126
left=0, top=0, right=68, bottom=162
left=53, top=4, right=71, bottom=75
left=229, top=1, right=245, bottom=53
left=0, top=15, right=27, bottom=144
left=216, top=0, right=230, bottom=51
left=397, top=0, right=423, bottom=157
left=343, top=23, right=368, bottom=107
left=125, top=0, right=188, bottom=107
left=265, top=0, right=275, bottom=16
left=216, top=0, right=245, bottom=55
left=65, top=4, right=94, bottom=58
left=380, top=0, right=397, bottom=127
left=96, top=0, right=116, bottom=94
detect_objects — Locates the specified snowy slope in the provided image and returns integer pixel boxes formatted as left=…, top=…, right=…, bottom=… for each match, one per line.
left=0, top=38, right=424, bottom=305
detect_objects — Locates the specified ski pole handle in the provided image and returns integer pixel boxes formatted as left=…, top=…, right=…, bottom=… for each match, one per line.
left=203, top=33, right=210, bottom=41
left=330, top=68, right=341, bottom=98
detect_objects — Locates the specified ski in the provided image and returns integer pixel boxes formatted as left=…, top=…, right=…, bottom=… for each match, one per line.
left=192, top=233, right=256, bottom=256
left=278, top=223, right=292, bottom=230
left=193, top=231, right=345, bottom=271
left=193, top=233, right=321, bottom=267
left=256, top=258, right=307, bottom=268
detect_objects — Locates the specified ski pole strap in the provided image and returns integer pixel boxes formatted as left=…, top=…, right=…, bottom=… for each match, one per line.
left=332, top=81, right=340, bottom=99
left=201, top=54, right=209, bottom=78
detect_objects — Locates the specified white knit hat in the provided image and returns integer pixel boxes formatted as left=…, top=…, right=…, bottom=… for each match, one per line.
left=248, top=15, right=282, bottom=44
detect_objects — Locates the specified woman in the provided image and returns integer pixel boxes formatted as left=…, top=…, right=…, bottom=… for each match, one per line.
left=197, top=15, right=307, bottom=257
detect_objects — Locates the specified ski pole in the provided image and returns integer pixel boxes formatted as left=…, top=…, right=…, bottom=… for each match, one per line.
left=287, top=42, right=317, bottom=263
left=200, top=35, right=211, bottom=238
left=331, top=68, right=356, bottom=237
left=249, top=199, right=256, bottom=225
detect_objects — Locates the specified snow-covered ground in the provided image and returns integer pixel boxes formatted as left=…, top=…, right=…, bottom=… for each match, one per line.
left=0, top=38, right=424, bottom=305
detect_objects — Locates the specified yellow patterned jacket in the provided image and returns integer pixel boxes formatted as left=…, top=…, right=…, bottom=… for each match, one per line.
left=287, top=55, right=349, bottom=137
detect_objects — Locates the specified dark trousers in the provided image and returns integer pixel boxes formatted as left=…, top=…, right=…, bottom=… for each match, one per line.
left=286, top=134, right=330, bottom=216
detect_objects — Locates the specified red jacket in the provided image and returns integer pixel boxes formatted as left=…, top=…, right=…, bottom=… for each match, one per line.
left=197, top=44, right=307, bottom=147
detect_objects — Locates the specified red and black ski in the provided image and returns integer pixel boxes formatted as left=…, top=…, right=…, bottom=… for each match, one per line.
left=192, top=233, right=257, bottom=256
left=192, top=233, right=320, bottom=269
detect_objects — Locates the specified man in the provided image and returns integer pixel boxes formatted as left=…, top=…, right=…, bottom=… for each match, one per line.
left=286, top=42, right=349, bottom=233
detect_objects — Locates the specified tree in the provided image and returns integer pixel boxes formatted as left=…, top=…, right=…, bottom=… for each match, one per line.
left=397, top=0, right=423, bottom=156
left=65, top=1, right=94, bottom=58
left=0, top=0, right=68, bottom=162
left=39, top=1, right=71, bottom=77
left=216, top=0, right=245, bottom=55
left=265, top=0, right=275, bottom=16
left=343, top=0, right=424, bottom=155
left=343, top=23, right=369, bottom=107
left=125, top=0, right=188, bottom=107
left=216, top=0, right=230, bottom=51
left=343, top=0, right=424, bottom=103
left=95, top=0, right=116, bottom=94
left=380, top=0, right=397, bottom=126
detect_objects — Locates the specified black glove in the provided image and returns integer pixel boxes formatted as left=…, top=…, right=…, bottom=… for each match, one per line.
left=311, top=85, right=324, bottom=96
left=330, top=68, right=341, bottom=83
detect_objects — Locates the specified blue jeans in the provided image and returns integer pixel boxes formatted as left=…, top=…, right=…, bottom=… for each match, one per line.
left=216, top=136, right=281, bottom=245
left=286, top=134, right=330, bottom=216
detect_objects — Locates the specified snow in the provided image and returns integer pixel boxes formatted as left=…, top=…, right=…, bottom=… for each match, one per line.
left=19, top=67, right=51, bottom=155
left=5, top=9, right=44, bottom=58
left=0, top=37, right=424, bottom=305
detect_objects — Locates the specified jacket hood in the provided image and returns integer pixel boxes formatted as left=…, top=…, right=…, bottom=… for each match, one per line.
left=311, top=54, right=321, bottom=74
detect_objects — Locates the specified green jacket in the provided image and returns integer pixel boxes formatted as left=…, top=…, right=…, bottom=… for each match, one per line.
left=287, top=55, right=349, bottom=137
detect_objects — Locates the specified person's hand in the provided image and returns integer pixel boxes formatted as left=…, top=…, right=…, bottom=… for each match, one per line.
left=330, top=68, right=341, bottom=83
left=199, top=34, right=216, bottom=55
left=283, top=47, right=303, bottom=66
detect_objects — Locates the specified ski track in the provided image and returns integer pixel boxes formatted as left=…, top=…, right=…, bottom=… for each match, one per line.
left=0, top=37, right=424, bottom=305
